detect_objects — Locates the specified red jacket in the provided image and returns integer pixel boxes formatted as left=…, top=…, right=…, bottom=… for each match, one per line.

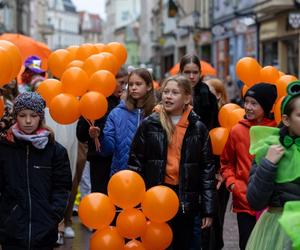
left=220, top=118, right=277, bottom=215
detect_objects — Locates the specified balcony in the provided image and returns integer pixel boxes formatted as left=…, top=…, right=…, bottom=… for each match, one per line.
left=255, top=0, right=294, bottom=14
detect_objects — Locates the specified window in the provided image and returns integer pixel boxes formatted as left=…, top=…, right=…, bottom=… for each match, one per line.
left=284, top=37, right=299, bottom=76
left=262, top=41, right=278, bottom=67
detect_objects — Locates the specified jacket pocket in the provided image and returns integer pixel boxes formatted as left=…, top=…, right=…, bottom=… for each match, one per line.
left=0, top=204, right=23, bottom=237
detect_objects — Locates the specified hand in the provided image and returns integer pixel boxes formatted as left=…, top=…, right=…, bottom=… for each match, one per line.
left=89, top=126, right=100, bottom=139
left=201, top=217, right=213, bottom=229
left=265, top=145, right=285, bottom=164
left=229, top=183, right=235, bottom=192
left=216, top=173, right=223, bottom=190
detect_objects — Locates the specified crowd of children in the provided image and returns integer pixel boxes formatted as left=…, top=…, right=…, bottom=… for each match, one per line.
left=0, top=53, right=299, bottom=250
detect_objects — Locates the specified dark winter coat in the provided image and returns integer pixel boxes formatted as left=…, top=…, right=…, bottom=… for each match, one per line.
left=128, top=111, right=216, bottom=216
left=247, top=158, right=300, bottom=211
left=193, top=81, right=219, bottom=130
left=0, top=138, right=72, bottom=248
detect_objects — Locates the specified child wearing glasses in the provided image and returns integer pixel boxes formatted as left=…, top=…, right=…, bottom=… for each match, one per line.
left=246, top=81, right=300, bottom=249
left=220, top=83, right=278, bottom=250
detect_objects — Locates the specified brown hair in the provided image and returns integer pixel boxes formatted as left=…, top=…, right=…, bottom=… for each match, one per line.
left=125, top=68, right=156, bottom=116
left=116, top=66, right=128, bottom=79
left=205, top=78, right=229, bottom=107
left=159, top=75, right=193, bottom=142
left=179, top=54, right=201, bottom=73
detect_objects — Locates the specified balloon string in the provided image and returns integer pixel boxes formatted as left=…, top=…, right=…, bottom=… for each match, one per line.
left=84, top=118, right=101, bottom=152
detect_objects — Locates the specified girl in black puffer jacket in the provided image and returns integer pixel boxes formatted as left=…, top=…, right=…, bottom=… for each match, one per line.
left=0, top=92, right=72, bottom=250
left=128, top=75, right=215, bottom=250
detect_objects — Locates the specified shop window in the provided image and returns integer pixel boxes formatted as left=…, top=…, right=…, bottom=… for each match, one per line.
left=262, top=41, right=278, bottom=67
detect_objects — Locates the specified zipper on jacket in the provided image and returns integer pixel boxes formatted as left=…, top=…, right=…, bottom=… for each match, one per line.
left=26, top=145, right=32, bottom=250
left=137, top=109, right=141, bottom=126
left=178, top=128, right=191, bottom=214
left=33, top=165, right=51, bottom=169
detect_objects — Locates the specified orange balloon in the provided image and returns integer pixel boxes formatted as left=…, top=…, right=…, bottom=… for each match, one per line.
left=66, top=60, right=84, bottom=69
left=141, top=185, right=179, bottom=223
left=83, top=52, right=118, bottom=76
left=88, top=70, right=117, bottom=97
left=227, top=108, right=245, bottom=128
left=0, top=40, right=22, bottom=80
left=218, top=103, right=241, bottom=128
left=90, top=226, right=125, bottom=250
left=116, top=208, right=147, bottom=239
left=105, top=42, right=127, bottom=67
left=61, top=67, right=89, bottom=97
left=242, top=84, right=249, bottom=97
left=276, top=75, right=298, bottom=98
left=48, top=49, right=73, bottom=78
left=0, top=97, right=4, bottom=118
left=153, top=80, right=160, bottom=90
left=94, top=43, right=106, bottom=53
left=260, top=66, right=280, bottom=84
left=36, top=79, right=62, bottom=106
left=49, top=93, right=80, bottom=124
left=141, top=221, right=173, bottom=250
left=79, top=91, right=108, bottom=120
left=274, top=96, right=285, bottom=124
left=125, top=240, right=146, bottom=250
left=76, top=43, right=98, bottom=61
left=236, top=57, right=261, bottom=87
left=209, top=127, right=229, bottom=155
left=108, top=170, right=146, bottom=209
left=66, top=45, right=79, bottom=59
left=0, top=47, right=13, bottom=87
left=78, top=193, right=116, bottom=230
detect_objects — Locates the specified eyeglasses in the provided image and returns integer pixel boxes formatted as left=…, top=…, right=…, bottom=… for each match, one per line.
left=281, top=81, right=300, bottom=114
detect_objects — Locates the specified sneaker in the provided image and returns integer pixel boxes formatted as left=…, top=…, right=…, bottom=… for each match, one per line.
left=56, top=232, right=64, bottom=245
left=64, top=226, right=75, bottom=238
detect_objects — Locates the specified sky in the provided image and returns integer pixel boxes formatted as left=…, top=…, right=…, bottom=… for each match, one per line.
left=72, top=0, right=106, bottom=19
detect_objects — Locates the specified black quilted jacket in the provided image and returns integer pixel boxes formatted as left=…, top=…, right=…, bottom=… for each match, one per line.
left=128, top=111, right=216, bottom=216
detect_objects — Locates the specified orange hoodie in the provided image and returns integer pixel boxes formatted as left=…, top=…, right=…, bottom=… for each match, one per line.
left=165, top=105, right=193, bottom=185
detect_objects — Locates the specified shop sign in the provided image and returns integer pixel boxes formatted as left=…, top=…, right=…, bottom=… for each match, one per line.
left=288, top=12, right=300, bottom=29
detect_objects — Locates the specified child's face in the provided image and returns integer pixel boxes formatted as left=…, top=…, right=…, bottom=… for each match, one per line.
left=162, top=80, right=190, bottom=116
left=283, top=98, right=300, bottom=137
left=244, top=96, right=265, bottom=122
left=113, top=76, right=127, bottom=98
left=128, top=74, right=151, bottom=100
left=17, top=109, right=40, bottom=134
left=181, top=63, right=201, bottom=87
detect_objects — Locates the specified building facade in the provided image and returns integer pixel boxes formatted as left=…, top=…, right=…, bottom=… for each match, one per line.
left=256, top=0, right=299, bottom=77
left=104, top=0, right=141, bottom=66
left=212, top=0, right=257, bottom=81
left=79, top=11, right=102, bottom=43
left=46, top=0, right=83, bottom=50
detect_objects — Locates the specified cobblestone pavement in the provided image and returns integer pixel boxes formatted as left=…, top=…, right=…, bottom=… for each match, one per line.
left=56, top=196, right=239, bottom=250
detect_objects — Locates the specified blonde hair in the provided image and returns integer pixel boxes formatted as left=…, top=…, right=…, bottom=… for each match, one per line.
left=205, top=78, right=229, bottom=107
left=125, top=68, right=156, bottom=116
left=159, top=75, right=193, bottom=143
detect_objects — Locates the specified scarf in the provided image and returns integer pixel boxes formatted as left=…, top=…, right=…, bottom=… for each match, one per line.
left=250, top=126, right=300, bottom=183
left=11, top=124, right=50, bottom=149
